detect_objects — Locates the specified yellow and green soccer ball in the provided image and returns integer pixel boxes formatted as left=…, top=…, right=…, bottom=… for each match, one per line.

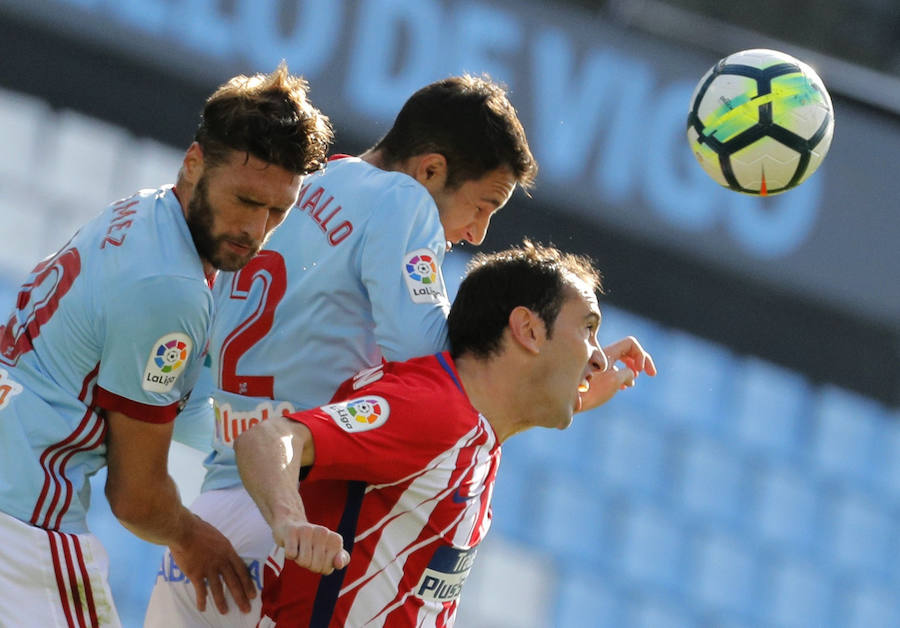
left=687, top=49, right=834, bottom=196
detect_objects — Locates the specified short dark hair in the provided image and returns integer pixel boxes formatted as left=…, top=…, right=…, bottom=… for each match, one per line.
left=195, top=62, right=332, bottom=175
left=448, top=241, right=603, bottom=359
left=371, top=74, right=537, bottom=190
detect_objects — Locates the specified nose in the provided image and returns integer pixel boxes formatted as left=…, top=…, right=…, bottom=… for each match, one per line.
left=591, top=347, right=609, bottom=373
left=467, top=215, right=491, bottom=246
left=242, top=209, right=270, bottom=243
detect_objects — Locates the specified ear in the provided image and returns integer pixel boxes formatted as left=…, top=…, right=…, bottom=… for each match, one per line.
left=411, top=153, right=448, bottom=194
left=507, top=306, right=545, bottom=355
left=181, top=142, right=205, bottom=185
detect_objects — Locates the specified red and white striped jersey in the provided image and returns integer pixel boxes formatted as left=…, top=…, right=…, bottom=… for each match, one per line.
left=261, top=352, right=501, bottom=627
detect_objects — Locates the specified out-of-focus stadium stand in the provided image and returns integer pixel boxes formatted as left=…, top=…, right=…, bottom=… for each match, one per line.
left=1, top=1, right=898, bottom=626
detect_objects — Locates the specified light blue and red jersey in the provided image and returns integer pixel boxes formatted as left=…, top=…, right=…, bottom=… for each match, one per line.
left=261, top=353, right=499, bottom=627
left=0, top=186, right=211, bottom=534
left=199, top=156, right=452, bottom=491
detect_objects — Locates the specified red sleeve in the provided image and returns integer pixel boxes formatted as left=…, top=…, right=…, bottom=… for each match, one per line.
left=95, top=386, right=179, bottom=423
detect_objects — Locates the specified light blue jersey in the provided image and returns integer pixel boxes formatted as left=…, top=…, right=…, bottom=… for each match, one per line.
left=0, top=186, right=212, bottom=534
left=200, top=156, right=451, bottom=490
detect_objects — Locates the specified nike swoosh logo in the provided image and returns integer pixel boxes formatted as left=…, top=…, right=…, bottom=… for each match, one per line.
left=452, top=485, right=486, bottom=503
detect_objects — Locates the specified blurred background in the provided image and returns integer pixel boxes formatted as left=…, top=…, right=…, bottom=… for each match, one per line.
left=1, top=0, right=898, bottom=626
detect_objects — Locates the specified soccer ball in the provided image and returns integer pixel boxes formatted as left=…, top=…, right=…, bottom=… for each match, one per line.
left=686, top=49, right=834, bottom=196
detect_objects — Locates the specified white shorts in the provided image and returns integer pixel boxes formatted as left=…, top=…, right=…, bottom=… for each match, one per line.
left=144, top=486, right=273, bottom=628
left=0, top=509, right=121, bottom=627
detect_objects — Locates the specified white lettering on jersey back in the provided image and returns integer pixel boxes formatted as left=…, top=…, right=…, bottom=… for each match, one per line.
left=402, top=248, right=446, bottom=304
left=0, top=368, right=23, bottom=410
left=142, top=332, right=193, bottom=393
left=322, top=396, right=390, bottom=433
left=214, top=400, right=295, bottom=447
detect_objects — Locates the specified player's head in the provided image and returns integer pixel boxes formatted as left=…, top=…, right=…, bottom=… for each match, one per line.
left=179, top=63, right=333, bottom=272
left=449, top=240, right=602, bottom=359
left=370, top=75, right=538, bottom=247
left=449, top=241, right=607, bottom=428
left=194, top=61, right=332, bottom=175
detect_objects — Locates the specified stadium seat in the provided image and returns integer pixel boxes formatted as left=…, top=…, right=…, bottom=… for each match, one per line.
left=731, top=356, right=809, bottom=458
left=811, top=385, right=882, bottom=482
left=752, top=462, right=820, bottom=553
left=822, top=488, right=893, bottom=575
left=764, top=557, right=832, bottom=628
left=591, top=406, right=669, bottom=497
left=618, top=502, right=686, bottom=590
left=689, top=530, right=757, bottom=616
left=676, top=435, right=747, bottom=525
left=651, top=330, right=735, bottom=429
left=553, top=567, right=621, bottom=628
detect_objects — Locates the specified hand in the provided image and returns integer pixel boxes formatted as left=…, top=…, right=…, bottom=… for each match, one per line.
left=273, top=519, right=350, bottom=575
left=169, top=515, right=257, bottom=615
left=581, top=336, right=657, bottom=411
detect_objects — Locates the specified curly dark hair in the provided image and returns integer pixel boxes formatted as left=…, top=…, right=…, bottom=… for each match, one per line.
left=194, top=62, right=332, bottom=175
left=449, top=240, right=603, bottom=359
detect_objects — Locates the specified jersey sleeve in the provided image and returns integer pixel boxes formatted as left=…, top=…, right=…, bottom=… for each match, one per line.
left=294, top=385, right=450, bottom=485
left=359, top=181, right=450, bottom=362
left=95, top=275, right=212, bottom=423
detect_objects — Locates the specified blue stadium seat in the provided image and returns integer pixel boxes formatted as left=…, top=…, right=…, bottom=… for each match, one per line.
left=821, top=488, right=893, bottom=576
left=810, top=385, right=881, bottom=482
left=617, top=502, right=686, bottom=591
left=839, top=583, right=900, bottom=628
left=751, top=462, right=821, bottom=553
left=688, top=530, right=757, bottom=617
left=589, top=406, right=669, bottom=497
left=762, top=557, right=833, bottom=628
left=526, top=469, right=608, bottom=565
left=554, top=567, right=621, bottom=628
left=624, top=593, right=693, bottom=628
left=676, top=435, right=747, bottom=526
left=651, top=330, right=735, bottom=430
left=731, top=356, right=809, bottom=458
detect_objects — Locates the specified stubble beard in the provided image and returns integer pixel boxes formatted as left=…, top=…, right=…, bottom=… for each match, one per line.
left=185, top=176, right=260, bottom=272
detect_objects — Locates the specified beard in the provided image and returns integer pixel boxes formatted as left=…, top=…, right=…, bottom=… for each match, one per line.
left=185, top=176, right=260, bottom=272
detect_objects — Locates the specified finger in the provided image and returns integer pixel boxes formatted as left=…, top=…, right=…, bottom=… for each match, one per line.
left=334, top=549, right=350, bottom=570
left=618, top=367, right=636, bottom=389
left=192, top=578, right=208, bottom=613
left=220, top=560, right=254, bottom=613
left=207, top=571, right=229, bottom=615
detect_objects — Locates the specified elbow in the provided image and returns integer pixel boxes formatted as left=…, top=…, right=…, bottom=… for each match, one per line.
left=105, top=478, right=153, bottom=526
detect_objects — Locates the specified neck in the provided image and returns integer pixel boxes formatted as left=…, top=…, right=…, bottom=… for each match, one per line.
left=359, top=148, right=388, bottom=170
left=455, top=353, right=533, bottom=443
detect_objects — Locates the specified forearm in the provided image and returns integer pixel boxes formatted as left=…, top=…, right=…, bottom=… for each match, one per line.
left=235, top=418, right=309, bottom=529
left=106, top=472, right=196, bottom=547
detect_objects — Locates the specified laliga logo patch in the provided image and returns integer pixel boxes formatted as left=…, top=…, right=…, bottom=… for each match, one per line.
left=323, top=395, right=390, bottom=433
left=142, top=332, right=192, bottom=393
left=403, top=248, right=446, bottom=304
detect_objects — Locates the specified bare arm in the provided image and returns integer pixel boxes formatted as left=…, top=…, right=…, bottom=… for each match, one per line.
left=234, top=415, right=349, bottom=574
left=104, top=410, right=256, bottom=614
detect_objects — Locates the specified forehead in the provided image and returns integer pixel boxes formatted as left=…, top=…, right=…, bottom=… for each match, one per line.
left=208, top=151, right=301, bottom=206
left=461, top=166, right=517, bottom=208
left=561, top=275, right=600, bottom=316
